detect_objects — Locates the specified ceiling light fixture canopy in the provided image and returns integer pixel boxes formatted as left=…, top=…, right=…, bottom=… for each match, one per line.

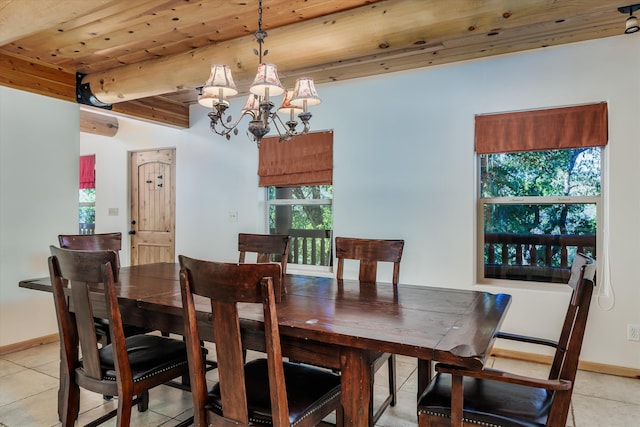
left=199, top=0, right=321, bottom=146
left=618, top=4, right=640, bottom=34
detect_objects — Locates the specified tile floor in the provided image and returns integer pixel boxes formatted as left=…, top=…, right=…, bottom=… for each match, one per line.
left=1, top=340, right=638, bottom=426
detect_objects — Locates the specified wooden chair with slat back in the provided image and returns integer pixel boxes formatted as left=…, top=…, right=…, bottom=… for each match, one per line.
left=48, top=246, right=191, bottom=427
left=238, top=233, right=291, bottom=276
left=335, top=236, right=405, bottom=426
left=58, top=233, right=150, bottom=344
left=179, top=256, right=343, bottom=427
left=417, top=253, right=597, bottom=427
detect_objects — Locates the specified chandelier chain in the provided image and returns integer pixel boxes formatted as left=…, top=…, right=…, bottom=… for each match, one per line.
left=254, top=0, right=267, bottom=62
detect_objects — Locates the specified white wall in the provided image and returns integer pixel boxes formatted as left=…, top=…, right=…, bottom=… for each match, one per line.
left=0, top=87, right=79, bottom=345
left=2, top=34, right=638, bottom=370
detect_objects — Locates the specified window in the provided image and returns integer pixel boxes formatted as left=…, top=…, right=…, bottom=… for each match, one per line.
left=267, top=186, right=333, bottom=270
left=258, top=130, right=334, bottom=272
left=476, top=103, right=607, bottom=284
left=479, top=149, right=600, bottom=283
left=79, top=155, right=95, bottom=234
left=79, top=188, right=96, bottom=235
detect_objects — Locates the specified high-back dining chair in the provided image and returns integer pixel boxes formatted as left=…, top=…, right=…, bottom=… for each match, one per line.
left=179, top=256, right=343, bottom=427
left=48, top=246, right=190, bottom=427
left=417, top=253, right=597, bottom=427
left=58, top=232, right=149, bottom=344
left=58, top=232, right=123, bottom=266
left=335, top=236, right=405, bottom=426
left=238, top=233, right=291, bottom=276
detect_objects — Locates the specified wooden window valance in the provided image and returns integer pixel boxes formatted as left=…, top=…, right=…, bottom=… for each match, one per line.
left=79, top=154, right=95, bottom=189
left=258, top=130, right=333, bottom=187
left=475, top=102, right=608, bottom=154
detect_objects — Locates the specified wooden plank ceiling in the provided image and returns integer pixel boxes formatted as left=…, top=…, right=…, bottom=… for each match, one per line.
left=0, top=0, right=635, bottom=130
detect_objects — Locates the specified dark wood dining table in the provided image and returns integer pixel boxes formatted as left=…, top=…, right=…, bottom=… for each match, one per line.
left=20, top=262, right=511, bottom=427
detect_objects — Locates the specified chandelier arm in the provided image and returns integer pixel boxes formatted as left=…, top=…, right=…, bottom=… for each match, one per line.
left=213, top=109, right=255, bottom=132
left=269, top=113, right=299, bottom=140
left=209, top=109, right=256, bottom=139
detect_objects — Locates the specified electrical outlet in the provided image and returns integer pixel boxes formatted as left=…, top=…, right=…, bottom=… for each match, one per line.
left=228, top=211, right=238, bottom=222
left=628, top=324, right=640, bottom=342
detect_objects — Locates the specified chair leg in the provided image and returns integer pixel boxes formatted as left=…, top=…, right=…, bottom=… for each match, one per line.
left=388, top=354, right=397, bottom=406
left=116, top=393, right=134, bottom=427
left=137, top=390, right=150, bottom=412
left=58, top=375, right=80, bottom=426
left=369, top=354, right=396, bottom=426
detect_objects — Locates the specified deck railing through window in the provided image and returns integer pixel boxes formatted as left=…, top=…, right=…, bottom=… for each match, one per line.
left=484, top=233, right=596, bottom=283
left=79, top=223, right=95, bottom=235
left=271, top=229, right=333, bottom=267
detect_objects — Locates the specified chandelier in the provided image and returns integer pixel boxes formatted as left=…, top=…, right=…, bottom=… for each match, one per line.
left=198, top=0, right=321, bottom=147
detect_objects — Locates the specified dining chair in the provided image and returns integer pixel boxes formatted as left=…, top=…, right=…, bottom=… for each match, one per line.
left=179, top=255, right=343, bottom=427
left=335, top=236, right=405, bottom=426
left=417, top=253, right=597, bottom=427
left=48, top=246, right=191, bottom=427
left=238, top=232, right=291, bottom=275
left=58, top=232, right=150, bottom=344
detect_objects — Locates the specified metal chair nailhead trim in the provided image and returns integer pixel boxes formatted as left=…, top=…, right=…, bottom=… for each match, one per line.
left=102, top=360, right=188, bottom=382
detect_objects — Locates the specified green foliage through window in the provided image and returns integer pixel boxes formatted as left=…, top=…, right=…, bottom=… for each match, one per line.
left=268, top=186, right=333, bottom=267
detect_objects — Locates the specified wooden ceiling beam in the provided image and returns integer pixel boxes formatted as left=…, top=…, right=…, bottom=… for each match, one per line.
left=79, top=0, right=626, bottom=105
left=80, top=109, right=119, bottom=137
left=0, top=52, right=188, bottom=128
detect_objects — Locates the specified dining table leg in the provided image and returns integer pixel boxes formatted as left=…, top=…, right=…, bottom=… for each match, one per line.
left=339, top=347, right=371, bottom=427
left=417, top=359, right=432, bottom=399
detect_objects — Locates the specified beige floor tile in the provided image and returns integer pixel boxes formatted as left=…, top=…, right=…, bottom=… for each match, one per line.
left=0, top=368, right=58, bottom=406
left=31, top=360, right=60, bottom=379
left=490, top=357, right=551, bottom=378
left=574, top=369, right=640, bottom=405
left=1, top=339, right=637, bottom=427
left=0, top=359, right=26, bottom=378
left=1, top=342, right=59, bottom=370
left=572, top=393, right=640, bottom=427
left=0, top=386, right=60, bottom=427
left=77, top=405, right=172, bottom=427
left=146, top=385, right=193, bottom=418
left=375, top=388, right=418, bottom=427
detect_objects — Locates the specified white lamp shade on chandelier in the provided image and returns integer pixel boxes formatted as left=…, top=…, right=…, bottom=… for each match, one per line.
left=250, top=63, right=285, bottom=98
left=202, top=64, right=238, bottom=98
left=290, top=77, right=321, bottom=108
left=278, top=90, right=303, bottom=115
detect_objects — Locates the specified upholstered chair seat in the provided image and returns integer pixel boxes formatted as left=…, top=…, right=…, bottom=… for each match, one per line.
left=208, top=359, right=341, bottom=425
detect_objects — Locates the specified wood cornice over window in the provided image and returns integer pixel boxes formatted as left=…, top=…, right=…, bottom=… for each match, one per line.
left=258, top=130, right=333, bottom=187
left=475, top=102, right=608, bottom=154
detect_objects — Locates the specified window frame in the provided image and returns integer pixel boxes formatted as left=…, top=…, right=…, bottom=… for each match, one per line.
left=265, top=186, right=333, bottom=275
left=476, top=150, right=604, bottom=286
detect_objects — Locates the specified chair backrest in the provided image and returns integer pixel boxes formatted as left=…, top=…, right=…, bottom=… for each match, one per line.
left=48, top=246, right=127, bottom=382
left=58, top=232, right=122, bottom=268
left=546, top=253, right=596, bottom=422
left=179, top=255, right=285, bottom=426
left=238, top=233, right=291, bottom=275
left=335, top=237, right=404, bottom=284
